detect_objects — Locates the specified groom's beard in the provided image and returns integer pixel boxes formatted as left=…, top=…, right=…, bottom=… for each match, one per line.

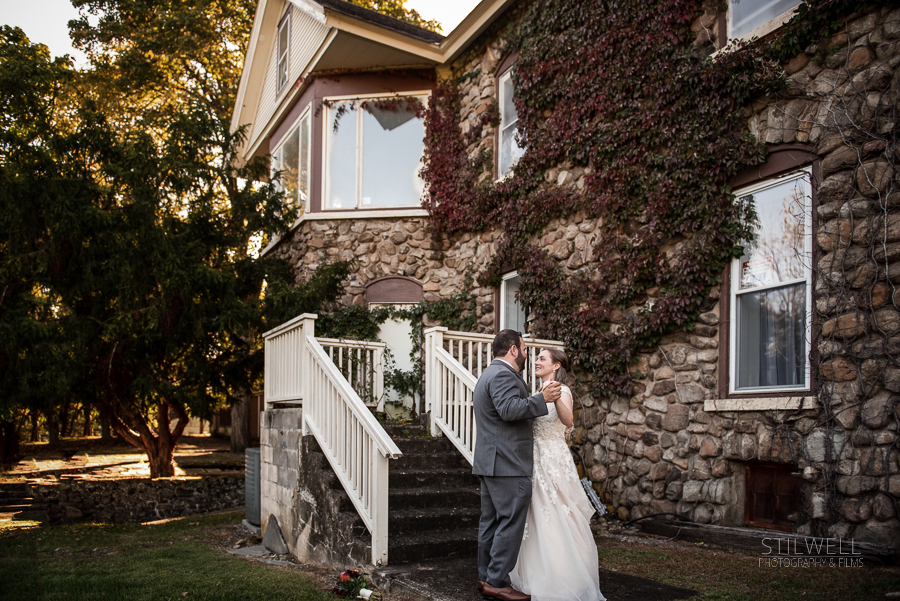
left=516, top=351, right=527, bottom=371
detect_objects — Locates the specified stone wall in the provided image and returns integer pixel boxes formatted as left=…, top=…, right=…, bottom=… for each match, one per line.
left=29, top=475, right=244, bottom=523
left=259, top=408, right=302, bottom=544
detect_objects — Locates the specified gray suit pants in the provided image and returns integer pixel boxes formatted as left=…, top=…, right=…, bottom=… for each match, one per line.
left=478, top=475, right=532, bottom=588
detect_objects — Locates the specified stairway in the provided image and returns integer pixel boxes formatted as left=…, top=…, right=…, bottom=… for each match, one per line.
left=0, top=481, right=48, bottom=523
left=382, top=422, right=480, bottom=564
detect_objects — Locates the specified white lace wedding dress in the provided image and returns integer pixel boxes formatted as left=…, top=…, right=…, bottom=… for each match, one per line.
left=509, top=386, right=606, bottom=601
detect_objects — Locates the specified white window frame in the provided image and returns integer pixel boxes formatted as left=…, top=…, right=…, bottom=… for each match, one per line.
left=728, top=168, right=812, bottom=395
left=500, top=271, right=527, bottom=334
left=498, top=67, right=522, bottom=180
left=276, top=11, right=290, bottom=93
left=726, top=0, right=801, bottom=43
left=321, top=92, right=429, bottom=211
left=271, top=105, right=311, bottom=212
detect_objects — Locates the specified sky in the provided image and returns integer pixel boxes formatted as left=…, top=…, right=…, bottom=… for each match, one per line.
left=1, top=0, right=481, bottom=68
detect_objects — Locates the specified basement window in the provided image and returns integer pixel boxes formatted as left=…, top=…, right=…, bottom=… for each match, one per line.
left=745, top=462, right=803, bottom=531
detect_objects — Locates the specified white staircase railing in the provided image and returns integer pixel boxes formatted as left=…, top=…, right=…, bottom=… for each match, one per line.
left=423, top=327, right=565, bottom=465
left=317, top=337, right=386, bottom=409
left=263, top=314, right=401, bottom=566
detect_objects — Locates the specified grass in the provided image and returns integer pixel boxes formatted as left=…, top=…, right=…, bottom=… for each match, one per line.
left=596, top=537, right=900, bottom=600
left=0, top=513, right=333, bottom=601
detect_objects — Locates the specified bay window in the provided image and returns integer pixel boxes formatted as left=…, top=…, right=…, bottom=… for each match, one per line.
left=729, top=168, right=812, bottom=393
left=323, top=95, right=427, bottom=210
left=271, top=108, right=310, bottom=213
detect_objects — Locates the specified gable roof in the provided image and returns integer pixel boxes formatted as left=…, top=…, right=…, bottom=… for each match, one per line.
left=231, top=0, right=518, bottom=162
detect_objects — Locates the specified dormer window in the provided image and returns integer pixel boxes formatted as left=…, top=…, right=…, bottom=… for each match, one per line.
left=498, top=67, right=523, bottom=178
left=277, top=12, right=290, bottom=93
left=727, top=0, right=801, bottom=41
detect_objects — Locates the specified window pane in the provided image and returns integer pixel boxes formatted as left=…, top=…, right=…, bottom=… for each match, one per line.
left=739, top=176, right=808, bottom=290
left=280, top=127, right=300, bottom=207
left=277, top=19, right=289, bottom=90
left=325, top=103, right=357, bottom=209
left=499, top=72, right=522, bottom=176
left=502, top=275, right=526, bottom=332
left=361, top=100, right=425, bottom=207
left=729, top=0, right=800, bottom=39
left=736, top=283, right=806, bottom=389
left=298, top=112, right=310, bottom=211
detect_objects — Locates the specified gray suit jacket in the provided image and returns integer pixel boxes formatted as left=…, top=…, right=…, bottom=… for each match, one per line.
left=472, top=359, right=549, bottom=477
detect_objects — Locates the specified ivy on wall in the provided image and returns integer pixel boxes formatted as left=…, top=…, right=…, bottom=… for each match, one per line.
left=421, top=0, right=808, bottom=395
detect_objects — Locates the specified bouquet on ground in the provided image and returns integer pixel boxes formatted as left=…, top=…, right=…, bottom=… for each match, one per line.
left=330, top=569, right=382, bottom=600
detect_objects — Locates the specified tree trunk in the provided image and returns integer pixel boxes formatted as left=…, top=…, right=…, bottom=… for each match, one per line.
left=82, top=404, right=93, bottom=436
left=30, top=410, right=40, bottom=442
left=100, top=410, right=113, bottom=441
left=0, top=420, right=20, bottom=465
left=47, top=417, right=60, bottom=447
left=145, top=440, right=177, bottom=478
left=59, top=401, right=71, bottom=438
left=230, top=397, right=250, bottom=454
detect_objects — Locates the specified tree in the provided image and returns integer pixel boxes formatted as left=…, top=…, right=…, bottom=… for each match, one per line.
left=1, top=8, right=352, bottom=476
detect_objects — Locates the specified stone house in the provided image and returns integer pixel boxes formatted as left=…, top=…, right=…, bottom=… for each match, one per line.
left=231, top=0, right=900, bottom=565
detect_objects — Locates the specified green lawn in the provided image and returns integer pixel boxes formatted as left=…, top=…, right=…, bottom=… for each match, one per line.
left=595, top=541, right=900, bottom=601
left=0, top=513, right=333, bottom=601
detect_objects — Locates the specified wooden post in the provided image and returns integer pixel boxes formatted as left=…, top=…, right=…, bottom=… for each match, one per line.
left=299, top=313, right=317, bottom=436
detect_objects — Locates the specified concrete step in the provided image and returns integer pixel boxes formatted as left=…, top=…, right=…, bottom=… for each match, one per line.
left=389, top=505, right=480, bottom=535
left=389, top=468, right=479, bottom=489
left=389, top=528, right=478, bottom=563
left=382, top=424, right=429, bottom=438
left=392, top=451, right=470, bottom=470
left=389, top=486, right=480, bottom=511
left=390, top=437, right=455, bottom=454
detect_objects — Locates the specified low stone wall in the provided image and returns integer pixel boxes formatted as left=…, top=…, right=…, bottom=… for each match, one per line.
left=29, top=475, right=244, bottom=523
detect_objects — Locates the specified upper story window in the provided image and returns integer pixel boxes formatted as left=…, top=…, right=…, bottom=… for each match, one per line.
left=728, top=0, right=801, bottom=41
left=500, top=272, right=527, bottom=333
left=277, top=12, right=290, bottom=93
left=498, top=67, right=523, bottom=178
left=323, top=95, right=427, bottom=210
left=729, top=168, right=812, bottom=394
left=271, top=108, right=310, bottom=213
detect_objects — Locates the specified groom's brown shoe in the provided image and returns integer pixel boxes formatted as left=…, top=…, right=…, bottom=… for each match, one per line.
left=480, top=583, right=531, bottom=601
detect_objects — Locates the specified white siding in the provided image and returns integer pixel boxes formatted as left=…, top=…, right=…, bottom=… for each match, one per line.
left=250, top=5, right=330, bottom=148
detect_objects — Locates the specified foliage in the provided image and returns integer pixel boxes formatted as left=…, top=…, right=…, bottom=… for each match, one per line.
left=0, top=9, right=351, bottom=477
left=421, top=0, right=790, bottom=395
left=346, top=0, right=442, bottom=33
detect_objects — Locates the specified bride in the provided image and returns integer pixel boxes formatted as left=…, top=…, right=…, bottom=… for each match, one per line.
left=509, top=349, right=606, bottom=601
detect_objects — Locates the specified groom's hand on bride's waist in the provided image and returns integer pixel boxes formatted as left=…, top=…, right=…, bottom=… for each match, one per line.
left=542, top=381, right=561, bottom=403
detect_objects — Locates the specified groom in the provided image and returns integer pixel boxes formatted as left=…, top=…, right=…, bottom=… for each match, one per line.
left=473, top=329, right=561, bottom=601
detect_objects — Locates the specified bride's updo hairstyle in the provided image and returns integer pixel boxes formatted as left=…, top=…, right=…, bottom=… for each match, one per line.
left=544, top=348, right=574, bottom=387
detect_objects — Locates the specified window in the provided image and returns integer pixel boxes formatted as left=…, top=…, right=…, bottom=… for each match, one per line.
left=277, top=12, right=290, bottom=93
left=728, top=0, right=801, bottom=41
left=500, top=272, right=527, bottom=333
left=729, top=168, right=812, bottom=394
left=745, top=462, right=803, bottom=531
left=498, top=68, right=523, bottom=178
left=323, top=95, right=427, bottom=210
left=271, top=109, right=311, bottom=213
